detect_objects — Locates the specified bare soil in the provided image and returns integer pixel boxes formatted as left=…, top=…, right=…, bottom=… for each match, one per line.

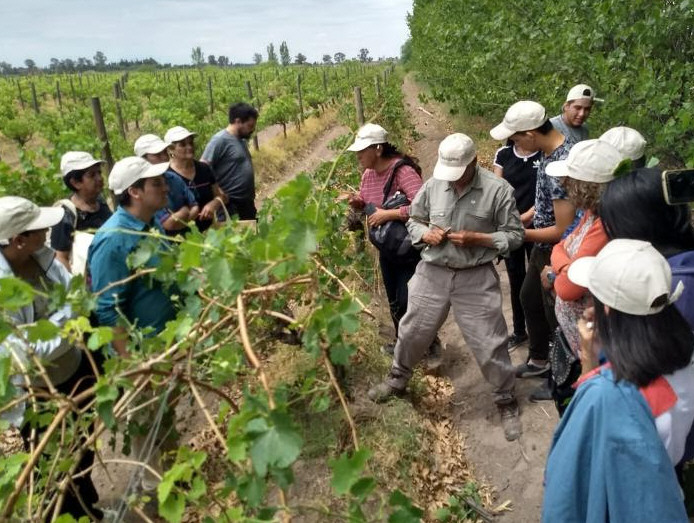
left=401, top=73, right=557, bottom=521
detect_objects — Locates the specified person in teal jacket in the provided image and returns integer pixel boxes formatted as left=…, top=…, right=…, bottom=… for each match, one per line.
left=543, top=239, right=692, bottom=522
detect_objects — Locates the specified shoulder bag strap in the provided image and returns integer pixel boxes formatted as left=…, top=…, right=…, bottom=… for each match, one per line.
left=381, top=159, right=408, bottom=205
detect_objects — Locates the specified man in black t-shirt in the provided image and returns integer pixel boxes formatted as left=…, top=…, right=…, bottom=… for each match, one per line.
left=493, top=143, right=540, bottom=350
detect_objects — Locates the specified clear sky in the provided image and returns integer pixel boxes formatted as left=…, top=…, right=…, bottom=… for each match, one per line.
left=0, top=0, right=413, bottom=66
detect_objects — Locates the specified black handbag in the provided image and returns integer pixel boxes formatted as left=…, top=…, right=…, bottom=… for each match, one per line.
left=367, top=160, right=421, bottom=262
left=549, top=327, right=582, bottom=416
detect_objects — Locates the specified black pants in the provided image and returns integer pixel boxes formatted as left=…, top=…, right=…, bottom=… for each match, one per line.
left=226, top=198, right=257, bottom=220
left=520, top=246, right=558, bottom=361
left=21, top=353, right=101, bottom=519
left=503, top=242, right=533, bottom=336
left=379, top=253, right=419, bottom=337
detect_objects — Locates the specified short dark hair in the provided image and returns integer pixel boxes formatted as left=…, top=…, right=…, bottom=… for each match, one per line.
left=228, top=103, right=259, bottom=124
left=117, top=178, right=146, bottom=207
left=63, top=168, right=87, bottom=192
left=594, top=294, right=694, bottom=387
left=599, top=167, right=694, bottom=257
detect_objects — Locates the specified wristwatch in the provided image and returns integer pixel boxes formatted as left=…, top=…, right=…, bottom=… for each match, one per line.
left=547, top=270, right=556, bottom=285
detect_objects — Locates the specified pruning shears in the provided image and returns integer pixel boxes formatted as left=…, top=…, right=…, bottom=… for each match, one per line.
left=409, top=216, right=452, bottom=235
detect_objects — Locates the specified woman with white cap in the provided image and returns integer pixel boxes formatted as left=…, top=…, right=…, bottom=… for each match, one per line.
left=542, top=239, right=692, bottom=522
left=346, top=123, right=441, bottom=359
left=0, top=196, right=102, bottom=520
left=537, top=139, right=623, bottom=409
left=164, top=125, right=227, bottom=232
left=51, top=151, right=112, bottom=274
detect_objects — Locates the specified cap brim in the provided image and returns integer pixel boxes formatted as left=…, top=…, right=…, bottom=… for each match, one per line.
left=168, top=132, right=197, bottom=143
left=433, top=162, right=465, bottom=181
left=567, top=256, right=597, bottom=288
left=62, top=159, right=104, bottom=176
left=490, top=123, right=515, bottom=141
left=545, top=159, right=569, bottom=178
left=143, top=142, right=171, bottom=155
left=347, top=138, right=374, bottom=152
left=25, top=207, right=65, bottom=232
left=143, top=162, right=170, bottom=178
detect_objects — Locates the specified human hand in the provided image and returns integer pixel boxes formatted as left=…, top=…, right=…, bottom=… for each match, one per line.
left=422, top=228, right=447, bottom=246
left=367, top=208, right=394, bottom=227
left=447, top=230, right=476, bottom=247
left=199, top=199, right=221, bottom=221
left=520, top=209, right=535, bottom=227
left=345, top=194, right=364, bottom=209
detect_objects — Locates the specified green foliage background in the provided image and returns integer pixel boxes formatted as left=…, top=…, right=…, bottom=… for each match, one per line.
left=407, top=0, right=694, bottom=166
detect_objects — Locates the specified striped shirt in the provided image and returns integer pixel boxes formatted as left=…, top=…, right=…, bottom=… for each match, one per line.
left=358, top=158, right=423, bottom=219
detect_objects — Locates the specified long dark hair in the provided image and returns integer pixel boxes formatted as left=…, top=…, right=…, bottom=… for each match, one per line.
left=380, top=143, right=422, bottom=176
left=600, top=167, right=694, bottom=257
left=594, top=295, right=694, bottom=387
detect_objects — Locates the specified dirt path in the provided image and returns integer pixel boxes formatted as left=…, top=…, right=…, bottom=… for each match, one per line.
left=257, top=123, right=349, bottom=201
left=401, top=73, right=557, bottom=521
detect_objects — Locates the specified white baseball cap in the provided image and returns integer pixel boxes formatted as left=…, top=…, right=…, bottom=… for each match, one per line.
left=0, top=196, right=65, bottom=240
left=432, top=133, right=477, bottom=182
left=109, top=157, right=170, bottom=195
left=134, top=134, right=171, bottom=157
left=164, top=126, right=197, bottom=143
left=490, top=101, right=547, bottom=141
left=60, top=151, right=104, bottom=177
left=599, top=127, right=647, bottom=161
left=545, top=139, right=623, bottom=183
left=568, top=239, right=684, bottom=316
left=565, top=84, right=604, bottom=103
left=347, top=123, right=388, bottom=152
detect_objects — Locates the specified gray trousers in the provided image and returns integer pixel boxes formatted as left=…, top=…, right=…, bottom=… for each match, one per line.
left=388, top=261, right=516, bottom=404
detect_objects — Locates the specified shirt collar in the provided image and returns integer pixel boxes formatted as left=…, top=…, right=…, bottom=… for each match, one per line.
left=115, top=206, right=155, bottom=232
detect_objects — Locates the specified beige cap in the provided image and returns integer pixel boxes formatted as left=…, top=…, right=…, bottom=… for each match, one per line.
left=433, top=133, right=476, bottom=182
left=568, top=239, right=684, bottom=316
left=347, top=123, right=388, bottom=152
left=134, top=134, right=171, bottom=157
left=164, top=126, right=196, bottom=143
left=60, top=151, right=104, bottom=177
left=0, top=196, right=65, bottom=240
left=599, top=127, right=647, bottom=161
left=108, top=157, right=170, bottom=195
left=566, top=84, right=604, bottom=103
left=490, top=101, right=547, bottom=141
left=545, top=139, right=623, bottom=183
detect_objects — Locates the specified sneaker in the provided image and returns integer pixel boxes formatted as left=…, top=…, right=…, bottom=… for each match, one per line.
left=515, top=361, right=550, bottom=379
left=528, top=381, right=553, bottom=402
left=498, top=400, right=522, bottom=441
left=380, top=341, right=396, bottom=356
left=507, top=332, right=528, bottom=352
left=367, top=381, right=405, bottom=403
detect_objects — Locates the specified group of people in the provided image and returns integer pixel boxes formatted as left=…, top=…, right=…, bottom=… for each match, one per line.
left=0, top=102, right=259, bottom=520
left=348, top=84, right=694, bottom=520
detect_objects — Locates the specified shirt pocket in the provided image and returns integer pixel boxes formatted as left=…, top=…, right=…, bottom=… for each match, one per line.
left=429, top=207, right=451, bottom=229
left=463, top=210, right=495, bottom=233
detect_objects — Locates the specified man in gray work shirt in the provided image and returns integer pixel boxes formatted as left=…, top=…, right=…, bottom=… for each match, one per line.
left=201, top=102, right=259, bottom=219
left=368, top=133, right=524, bottom=441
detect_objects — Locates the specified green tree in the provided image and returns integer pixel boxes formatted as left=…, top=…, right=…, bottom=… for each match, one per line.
left=191, top=46, right=204, bottom=67
left=207, top=54, right=216, bottom=66
left=93, top=50, right=107, bottom=69
left=322, top=54, right=332, bottom=64
left=24, top=59, right=36, bottom=72
left=295, top=53, right=307, bottom=65
left=358, top=48, right=371, bottom=63
left=253, top=53, right=263, bottom=64
left=280, top=41, right=291, bottom=66
left=267, top=43, right=278, bottom=64
left=334, top=52, right=346, bottom=64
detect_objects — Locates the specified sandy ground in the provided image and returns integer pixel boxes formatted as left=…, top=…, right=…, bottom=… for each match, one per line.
left=400, top=73, right=557, bottom=522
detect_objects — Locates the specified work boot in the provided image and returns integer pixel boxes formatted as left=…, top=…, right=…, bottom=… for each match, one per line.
left=367, top=372, right=407, bottom=403
left=498, top=399, right=522, bottom=441
left=424, top=337, right=443, bottom=371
